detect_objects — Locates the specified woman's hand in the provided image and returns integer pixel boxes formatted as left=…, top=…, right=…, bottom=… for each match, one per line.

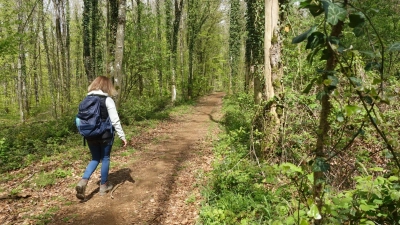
left=122, top=139, right=127, bottom=147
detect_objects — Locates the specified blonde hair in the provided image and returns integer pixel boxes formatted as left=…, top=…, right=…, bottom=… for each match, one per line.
left=88, top=76, right=117, bottom=96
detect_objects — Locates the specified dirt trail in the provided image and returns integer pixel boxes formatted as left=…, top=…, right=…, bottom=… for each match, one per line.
left=50, top=92, right=224, bottom=225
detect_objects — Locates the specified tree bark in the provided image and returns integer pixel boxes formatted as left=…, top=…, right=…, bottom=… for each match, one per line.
left=91, top=0, right=99, bottom=78
left=314, top=16, right=346, bottom=223
left=229, top=0, right=241, bottom=94
left=17, top=0, right=28, bottom=123
left=156, top=0, right=163, bottom=96
left=107, top=0, right=119, bottom=76
left=83, top=0, right=94, bottom=82
left=136, top=0, right=144, bottom=97
left=53, top=0, right=68, bottom=112
left=170, top=0, right=183, bottom=103
left=259, top=0, right=281, bottom=155
left=113, top=0, right=127, bottom=105
left=40, top=0, right=57, bottom=118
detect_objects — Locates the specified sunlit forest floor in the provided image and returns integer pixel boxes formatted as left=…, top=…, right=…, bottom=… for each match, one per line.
left=0, top=92, right=224, bottom=225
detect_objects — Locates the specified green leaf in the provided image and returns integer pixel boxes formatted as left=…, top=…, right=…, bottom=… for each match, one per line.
left=336, top=112, right=344, bottom=122
left=372, top=78, right=382, bottom=85
left=369, top=167, right=383, bottom=172
left=327, top=75, right=339, bottom=87
left=300, top=218, right=309, bottom=225
left=306, top=32, right=325, bottom=50
left=360, top=204, right=376, bottom=212
left=303, top=78, right=317, bottom=94
left=322, top=0, right=347, bottom=25
left=308, top=5, right=325, bottom=17
left=307, top=47, right=323, bottom=64
left=307, top=204, right=322, bottom=220
left=299, top=0, right=324, bottom=17
left=328, top=36, right=340, bottom=45
left=349, top=13, right=366, bottom=28
left=292, top=26, right=317, bottom=44
left=344, top=105, right=362, bottom=116
left=280, top=162, right=303, bottom=174
left=363, top=96, right=373, bottom=105
left=388, top=42, right=400, bottom=52
left=365, top=62, right=381, bottom=71
left=353, top=27, right=365, bottom=37
left=316, top=90, right=326, bottom=101
left=359, top=51, right=376, bottom=58
left=390, top=191, right=400, bottom=201
left=320, top=48, right=330, bottom=60
left=349, top=77, right=362, bottom=86
left=313, top=158, right=330, bottom=172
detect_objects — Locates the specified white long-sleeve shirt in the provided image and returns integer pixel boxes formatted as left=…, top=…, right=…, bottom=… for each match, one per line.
left=87, top=90, right=126, bottom=142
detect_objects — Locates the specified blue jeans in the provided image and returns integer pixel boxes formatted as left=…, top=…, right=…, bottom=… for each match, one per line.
left=82, top=143, right=113, bottom=185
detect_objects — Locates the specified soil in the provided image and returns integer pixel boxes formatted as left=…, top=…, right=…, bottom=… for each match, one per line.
left=0, top=92, right=224, bottom=225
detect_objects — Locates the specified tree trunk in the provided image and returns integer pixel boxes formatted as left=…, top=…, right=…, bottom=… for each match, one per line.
left=259, top=0, right=281, bottom=156
left=313, top=5, right=346, bottom=221
left=229, top=0, right=241, bottom=94
left=170, top=0, right=183, bottom=103
left=40, top=0, right=57, bottom=118
left=245, top=0, right=263, bottom=102
left=156, top=0, right=163, bottom=96
left=83, top=0, right=94, bottom=82
left=65, top=0, right=71, bottom=102
left=137, top=0, right=144, bottom=97
left=107, top=0, right=119, bottom=76
left=17, top=0, right=28, bottom=123
left=53, top=0, right=68, bottom=113
left=91, top=0, right=99, bottom=78
left=74, top=8, right=84, bottom=90
left=113, top=0, right=127, bottom=105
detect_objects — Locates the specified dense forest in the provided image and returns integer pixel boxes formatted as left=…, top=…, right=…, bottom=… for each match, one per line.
left=1, top=0, right=400, bottom=224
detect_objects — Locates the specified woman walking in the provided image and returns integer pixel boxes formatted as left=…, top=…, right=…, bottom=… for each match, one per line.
left=75, top=76, right=127, bottom=200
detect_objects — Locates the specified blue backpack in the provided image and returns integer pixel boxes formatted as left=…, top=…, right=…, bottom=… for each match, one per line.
left=75, top=95, right=113, bottom=139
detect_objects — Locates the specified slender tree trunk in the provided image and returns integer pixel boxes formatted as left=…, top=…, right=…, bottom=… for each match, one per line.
left=74, top=7, right=84, bottom=90
left=17, top=0, right=28, bottom=122
left=83, top=0, right=94, bottom=82
left=51, top=23, right=62, bottom=117
left=107, top=0, right=118, bottom=76
left=53, top=0, right=68, bottom=113
left=34, top=5, right=41, bottom=106
left=156, top=0, right=163, bottom=96
left=137, top=0, right=144, bottom=97
left=179, top=17, right=185, bottom=97
left=170, top=0, right=183, bottom=103
left=229, top=0, right=241, bottom=94
left=113, top=0, right=127, bottom=105
left=313, top=2, right=346, bottom=219
left=40, top=0, right=57, bottom=118
left=188, top=41, right=194, bottom=99
left=65, top=0, right=71, bottom=102
left=246, top=0, right=263, bottom=103
left=91, top=0, right=99, bottom=78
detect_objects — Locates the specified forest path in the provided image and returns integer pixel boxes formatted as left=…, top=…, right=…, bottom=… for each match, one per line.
left=50, top=92, right=224, bottom=225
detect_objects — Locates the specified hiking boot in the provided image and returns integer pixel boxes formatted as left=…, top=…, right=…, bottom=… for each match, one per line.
left=75, top=179, right=88, bottom=200
left=99, top=182, right=113, bottom=196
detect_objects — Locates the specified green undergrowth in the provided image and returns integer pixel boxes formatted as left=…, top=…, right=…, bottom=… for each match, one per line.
left=199, top=93, right=400, bottom=224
